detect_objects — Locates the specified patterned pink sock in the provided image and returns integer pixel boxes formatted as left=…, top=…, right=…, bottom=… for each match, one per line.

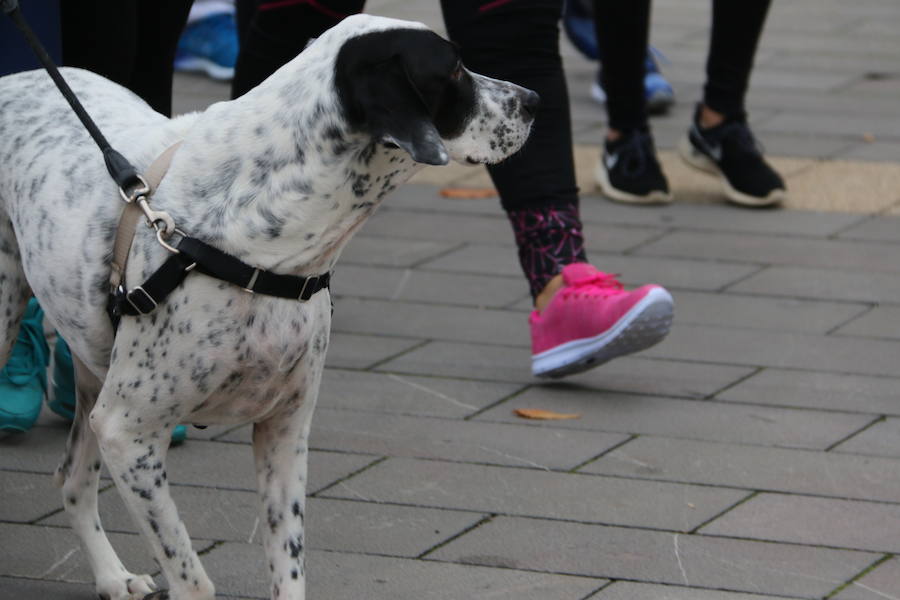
left=507, top=204, right=587, bottom=299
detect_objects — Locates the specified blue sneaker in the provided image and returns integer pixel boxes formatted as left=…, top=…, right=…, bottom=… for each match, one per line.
left=0, top=299, right=49, bottom=432
left=49, top=337, right=188, bottom=445
left=642, top=50, right=675, bottom=115
left=174, top=12, right=238, bottom=81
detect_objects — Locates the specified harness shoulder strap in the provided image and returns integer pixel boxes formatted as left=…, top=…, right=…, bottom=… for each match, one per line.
left=109, top=142, right=183, bottom=291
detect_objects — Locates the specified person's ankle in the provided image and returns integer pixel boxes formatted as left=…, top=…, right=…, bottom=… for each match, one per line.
left=698, top=104, right=725, bottom=129
left=535, top=273, right=566, bottom=312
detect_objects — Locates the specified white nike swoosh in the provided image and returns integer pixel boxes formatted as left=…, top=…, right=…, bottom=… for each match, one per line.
left=604, top=153, right=619, bottom=170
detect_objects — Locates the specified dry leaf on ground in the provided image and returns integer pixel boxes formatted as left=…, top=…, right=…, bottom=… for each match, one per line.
left=514, top=408, right=582, bottom=421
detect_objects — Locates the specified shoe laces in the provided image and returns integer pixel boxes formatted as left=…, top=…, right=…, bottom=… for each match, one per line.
left=1, top=319, right=48, bottom=386
left=561, top=271, right=624, bottom=300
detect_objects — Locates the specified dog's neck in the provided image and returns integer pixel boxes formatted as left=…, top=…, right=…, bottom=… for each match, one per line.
left=160, top=52, right=422, bottom=276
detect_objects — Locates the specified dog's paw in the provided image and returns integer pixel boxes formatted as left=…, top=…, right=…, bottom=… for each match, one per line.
left=96, top=572, right=157, bottom=599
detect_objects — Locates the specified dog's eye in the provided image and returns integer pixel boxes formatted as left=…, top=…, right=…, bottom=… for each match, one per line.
left=450, top=62, right=463, bottom=81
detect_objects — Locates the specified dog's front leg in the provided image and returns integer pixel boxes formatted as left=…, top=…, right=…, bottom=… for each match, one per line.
left=253, top=395, right=318, bottom=600
left=92, top=395, right=215, bottom=600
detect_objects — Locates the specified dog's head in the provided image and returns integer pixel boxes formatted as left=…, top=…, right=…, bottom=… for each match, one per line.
left=330, top=15, right=539, bottom=166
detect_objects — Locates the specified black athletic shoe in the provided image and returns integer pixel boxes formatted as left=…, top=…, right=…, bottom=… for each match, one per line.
left=596, top=130, right=672, bottom=204
left=678, top=110, right=786, bottom=207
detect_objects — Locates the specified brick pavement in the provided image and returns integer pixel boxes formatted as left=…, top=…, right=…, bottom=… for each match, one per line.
left=2, top=1, right=900, bottom=598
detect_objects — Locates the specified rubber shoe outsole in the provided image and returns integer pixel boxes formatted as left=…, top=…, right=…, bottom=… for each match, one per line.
left=532, top=286, right=674, bottom=379
left=595, top=161, right=673, bottom=205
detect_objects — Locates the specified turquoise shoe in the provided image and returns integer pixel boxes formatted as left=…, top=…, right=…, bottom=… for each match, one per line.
left=171, top=425, right=188, bottom=446
left=0, top=299, right=49, bottom=432
left=50, top=337, right=188, bottom=445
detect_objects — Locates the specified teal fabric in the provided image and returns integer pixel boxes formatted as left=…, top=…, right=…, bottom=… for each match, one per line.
left=0, top=299, right=49, bottom=432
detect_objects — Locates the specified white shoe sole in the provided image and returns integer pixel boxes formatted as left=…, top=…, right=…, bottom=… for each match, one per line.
left=532, top=287, right=674, bottom=379
left=175, top=57, right=235, bottom=81
left=595, top=162, right=673, bottom=205
left=677, top=135, right=786, bottom=208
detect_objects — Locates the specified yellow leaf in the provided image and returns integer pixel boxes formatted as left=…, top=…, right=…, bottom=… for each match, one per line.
left=514, top=408, right=582, bottom=421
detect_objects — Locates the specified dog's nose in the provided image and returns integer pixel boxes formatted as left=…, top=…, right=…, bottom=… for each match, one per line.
left=520, top=90, right=540, bottom=121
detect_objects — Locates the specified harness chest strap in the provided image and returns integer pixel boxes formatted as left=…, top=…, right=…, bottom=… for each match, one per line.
left=107, top=142, right=331, bottom=325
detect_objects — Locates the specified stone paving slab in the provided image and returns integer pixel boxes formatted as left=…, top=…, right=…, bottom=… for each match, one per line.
left=834, top=557, right=900, bottom=600
left=429, top=516, right=878, bottom=598
left=836, top=214, right=900, bottom=242
left=162, top=441, right=378, bottom=493
left=831, top=418, right=900, bottom=459
left=729, top=264, right=900, bottom=305
left=332, top=297, right=529, bottom=347
left=40, top=490, right=481, bottom=558
left=220, top=408, right=629, bottom=471
left=715, top=369, right=900, bottom=416
left=377, top=340, right=754, bottom=398
left=0, top=470, right=73, bottom=523
left=700, top=493, right=900, bottom=553
left=0, top=577, right=97, bottom=600
left=421, top=243, right=763, bottom=292
left=476, top=390, right=874, bottom=450
left=318, top=368, right=524, bottom=418
left=644, top=323, right=900, bottom=377
left=200, top=544, right=605, bottom=600
left=658, top=290, right=867, bottom=334
left=835, top=305, right=900, bottom=340
left=575, top=196, right=866, bottom=237
left=638, top=230, right=900, bottom=274
left=0, top=522, right=184, bottom=584
left=581, top=436, right=900, bottom=504
left=325, top=458, right=749, bottom=532
left=332, top=263, right=527, bottom=308
left=594, top=581, right=795, bottom=600
left=325, top=332, right=423, bottom=370
left=340, top=235, right=460, bottom=268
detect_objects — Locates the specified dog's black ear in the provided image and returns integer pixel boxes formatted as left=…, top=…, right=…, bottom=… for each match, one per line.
left=338, top=49, right=449, bottom=166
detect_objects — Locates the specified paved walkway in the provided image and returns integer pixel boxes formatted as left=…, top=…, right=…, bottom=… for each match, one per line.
left=2, top=1, right=900, bottom=599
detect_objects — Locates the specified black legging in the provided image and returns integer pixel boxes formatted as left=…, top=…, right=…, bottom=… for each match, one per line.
left=60, top=0, right=193, bottom=117
left=233, top=0, right=586, bottom=298
left=594, top=0, right=773, bottom=132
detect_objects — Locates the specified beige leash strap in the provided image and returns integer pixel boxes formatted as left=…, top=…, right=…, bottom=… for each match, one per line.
left=109, top=141, right=183, bottom=290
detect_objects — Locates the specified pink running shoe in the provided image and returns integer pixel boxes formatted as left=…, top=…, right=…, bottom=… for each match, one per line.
left=530, top=263, right=674, bottom=378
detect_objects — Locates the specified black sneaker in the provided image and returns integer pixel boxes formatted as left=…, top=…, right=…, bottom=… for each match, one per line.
left=596, top=130, right=672, bottom=204
left=678, top=110, right=786, bottom=207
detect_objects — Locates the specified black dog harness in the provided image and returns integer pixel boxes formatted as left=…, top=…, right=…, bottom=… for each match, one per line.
left=3, top=0, right=331, bottom=331
left=106, top=143, right=331, bottom=330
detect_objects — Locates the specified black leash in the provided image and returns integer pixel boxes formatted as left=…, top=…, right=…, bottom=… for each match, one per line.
left=4, top=0, right=332, bottom=330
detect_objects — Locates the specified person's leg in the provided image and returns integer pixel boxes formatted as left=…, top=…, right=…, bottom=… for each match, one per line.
left=702, top=0, right=772, bottom=123
left=132, top=0, right=194, bottom=116
left=231, top=0, right=366, bottom=98
left=61, top=0, right=191, bottom=117
left=593, top=0, right=651, bottom=137
left=441, top=0, right=585, bottom=302
left=442, top=0, right=672, bottom=378
left=678, top=0, right=784, bottom=207
left=591, top=0, right=670, bottom=204
left=60, top=1, right=139, bottom=87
